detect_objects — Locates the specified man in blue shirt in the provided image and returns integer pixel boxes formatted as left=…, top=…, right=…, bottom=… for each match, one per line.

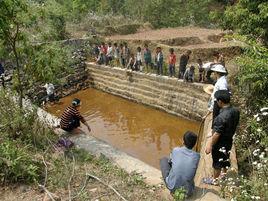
left=160, top=131, right=200, bottom=196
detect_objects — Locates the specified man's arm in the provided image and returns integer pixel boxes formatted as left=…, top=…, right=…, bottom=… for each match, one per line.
left=81, top=117, right=91, bottom=132
left=205, top=132, right=220, bottom=154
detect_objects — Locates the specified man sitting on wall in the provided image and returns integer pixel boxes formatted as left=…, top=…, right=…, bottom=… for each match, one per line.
left=160, top=131, right=200, bottom=196
left=60, top=98, right=91, bottom=133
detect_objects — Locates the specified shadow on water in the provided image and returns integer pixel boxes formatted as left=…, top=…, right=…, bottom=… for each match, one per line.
left=47, top=88, right=200, bottom=169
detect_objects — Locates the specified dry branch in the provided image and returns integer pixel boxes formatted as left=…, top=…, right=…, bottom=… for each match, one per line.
left=87, top=173, right=128, bottom=201
left=38, top=184, right=56, bottom=201
left=68, top=155, right=76, bottom=201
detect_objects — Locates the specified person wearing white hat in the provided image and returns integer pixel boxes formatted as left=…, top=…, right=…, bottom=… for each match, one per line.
left=202, top=64, right=228, bottom=123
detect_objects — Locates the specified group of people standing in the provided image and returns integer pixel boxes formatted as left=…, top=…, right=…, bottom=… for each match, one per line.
left=93, top=42, right=226, bottom=84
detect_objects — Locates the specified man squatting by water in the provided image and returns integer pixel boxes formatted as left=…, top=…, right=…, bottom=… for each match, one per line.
left=160, top=131, right=200, bottom=197
left=60, top=98, right=91, bottom=134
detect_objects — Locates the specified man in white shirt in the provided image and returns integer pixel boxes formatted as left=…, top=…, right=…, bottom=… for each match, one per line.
left=44, top=83, right=56, bottom=104
left=106, top=42, right=113, bottom=65
left=203, top=64, right=228, bottom=122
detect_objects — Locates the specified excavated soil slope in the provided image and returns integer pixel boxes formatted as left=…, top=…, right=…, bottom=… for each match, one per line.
left=106, top=27, right=242, bottom=61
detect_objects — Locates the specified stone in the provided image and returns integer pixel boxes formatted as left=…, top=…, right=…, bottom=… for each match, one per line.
left=89, top=188, right=98, bottom=193
left=43, top=193, right=60, bottom=201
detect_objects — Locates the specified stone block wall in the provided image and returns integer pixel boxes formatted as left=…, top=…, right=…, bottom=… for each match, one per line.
left=87, top=62, right=209, bottom=121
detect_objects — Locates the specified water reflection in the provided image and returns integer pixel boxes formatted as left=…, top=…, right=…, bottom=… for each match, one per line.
left=47, top=88, right=200, bottom=169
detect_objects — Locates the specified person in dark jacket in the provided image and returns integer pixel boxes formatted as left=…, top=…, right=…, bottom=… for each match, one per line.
left=178, top=50, right=192, bottom=79
left=204, top=90, right=240, bottom=184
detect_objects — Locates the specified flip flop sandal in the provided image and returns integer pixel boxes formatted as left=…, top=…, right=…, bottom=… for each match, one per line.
left=202, top=177, right=218, bottom=185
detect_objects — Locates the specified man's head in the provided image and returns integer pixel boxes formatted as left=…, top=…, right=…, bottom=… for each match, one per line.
left=213, top=51, right=220, bottom=59
left=197, top=58, right=202, bottom=65
left=186, top=50, right=192, bottom=56
left=215, top=90, right=231, bottom=108
left=169, top=48, right=174, bottom=54
left=211, top=64, right=227, bottom=78
left=72, top=98, right=81, bottom=108
left=183, top=131, right=198, bottom=149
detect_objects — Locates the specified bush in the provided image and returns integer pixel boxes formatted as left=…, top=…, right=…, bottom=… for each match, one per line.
left=220, top=37, right=268, bottom=201
left=0, top=91, right=57, bottom=150
left=0, top=91, right=59, bottom=184
left=0, top=141, right=41, bottom=184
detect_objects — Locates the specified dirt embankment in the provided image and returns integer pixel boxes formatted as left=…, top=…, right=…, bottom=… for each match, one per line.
left=106, top=27, right=242, bottom=61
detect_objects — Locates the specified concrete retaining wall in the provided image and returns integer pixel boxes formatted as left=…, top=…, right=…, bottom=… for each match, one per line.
left=86, top=62, right=209, bottom=121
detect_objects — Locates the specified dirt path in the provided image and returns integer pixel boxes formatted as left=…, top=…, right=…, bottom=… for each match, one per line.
left=107, top=26, right=224, bottom=41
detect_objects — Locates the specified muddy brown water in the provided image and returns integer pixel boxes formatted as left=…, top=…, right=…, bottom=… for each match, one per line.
left=47, top=88, right=201, bottom=169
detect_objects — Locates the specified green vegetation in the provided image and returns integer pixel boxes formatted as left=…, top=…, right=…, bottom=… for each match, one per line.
left=0, top=0, right=71, bottom=107
left=0, top=91, right=161, bottom=200
left=215, top=0, right=268, bottom=44
left=212, top=1, right=268, bottom=200
left=219, top=37, right=268, bottom=201
left=0, top=0, right=268, bottom=200
left=173, top=187, right=187, bottom=201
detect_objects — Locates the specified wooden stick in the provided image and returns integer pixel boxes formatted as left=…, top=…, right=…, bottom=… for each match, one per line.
left=42, top=156, right=48, bottom=187
left=68, top=155, right=76, bottom=201
left=38, top=184, right=56, bottom=201
left=87, top=173, right=128, bottom=201
left=195, top=118, right=205, bottom=152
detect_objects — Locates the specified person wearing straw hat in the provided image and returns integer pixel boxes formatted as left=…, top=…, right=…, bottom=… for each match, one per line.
left=202, top=64, right=228, bottom=123
left=160, top=131, right=200, bottom=197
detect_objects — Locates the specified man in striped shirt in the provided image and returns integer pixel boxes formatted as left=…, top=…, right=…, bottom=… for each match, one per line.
left=60, top=98, right=91, bottom=133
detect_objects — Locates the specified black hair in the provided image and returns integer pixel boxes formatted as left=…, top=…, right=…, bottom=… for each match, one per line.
left=72, top=98, right=81, bottom=107
left=213, top=51, right=220, bottom=57
left=215, top=90, right=231, bottom=104
left=169, top=48, right=174, bottom=53
left=183, top=131, right=198, bottom=149
left=137, top=46, right=141, bottom=51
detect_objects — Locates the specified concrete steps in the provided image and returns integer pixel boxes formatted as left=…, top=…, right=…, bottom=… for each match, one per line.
left=86, top=63, right=209, bottom=121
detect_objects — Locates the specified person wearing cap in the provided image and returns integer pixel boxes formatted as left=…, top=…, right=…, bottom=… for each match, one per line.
left=60, top=98, right=91, bottom=133
left=202, top=64, right=228, bottom=123
left=204, top=90, right=239, bottom=184
left=160, top=131, right=200, bottom=196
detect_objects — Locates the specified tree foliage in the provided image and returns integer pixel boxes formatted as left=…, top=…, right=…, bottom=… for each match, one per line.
left=0, top=0, right=70, bottom=107
left=236, top=37, right=268, bottom=109
left=214, top=0, right=268, bottom=44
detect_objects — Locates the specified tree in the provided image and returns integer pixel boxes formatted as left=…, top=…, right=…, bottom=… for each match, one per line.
left=0, top=0, right=70, bottom=107
left=98, top=0, right=125, bottom=15
left=217, top=0, right=268, bottom=44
